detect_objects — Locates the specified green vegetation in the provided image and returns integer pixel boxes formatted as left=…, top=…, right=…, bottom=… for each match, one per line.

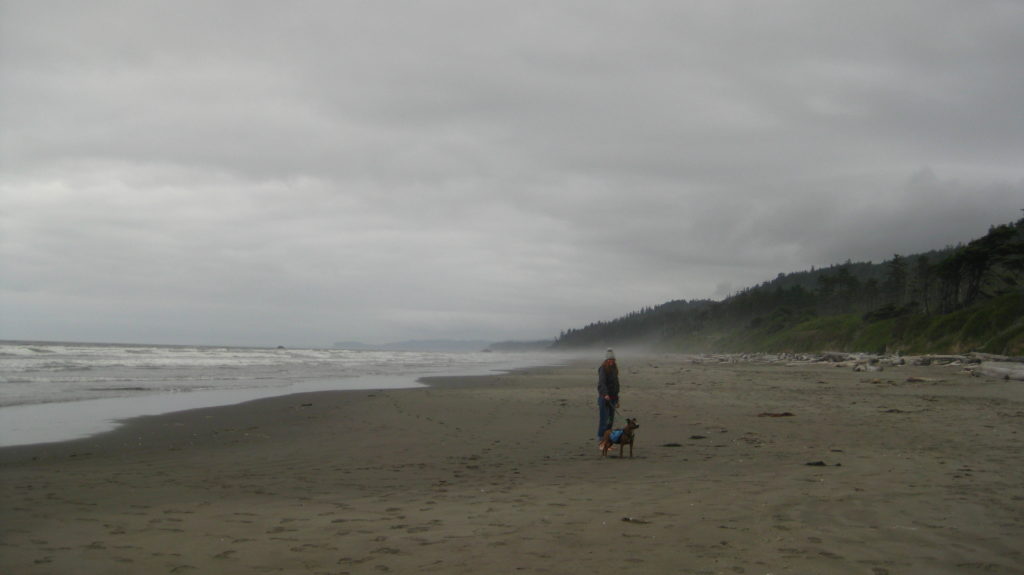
left=553, top=218, right=1024, bottom=355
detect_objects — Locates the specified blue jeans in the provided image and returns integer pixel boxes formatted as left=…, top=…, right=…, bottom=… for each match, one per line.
left=597, top=397, right=616, bottom=439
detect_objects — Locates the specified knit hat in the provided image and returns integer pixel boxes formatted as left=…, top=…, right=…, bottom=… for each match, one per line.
left=605, top=348, right=615, bottom=360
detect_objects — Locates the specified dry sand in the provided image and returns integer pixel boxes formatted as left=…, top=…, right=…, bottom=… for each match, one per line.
left=1, top=356, right=1022, bottom=574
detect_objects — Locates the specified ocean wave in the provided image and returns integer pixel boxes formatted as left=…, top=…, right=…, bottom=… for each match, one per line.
left=0, top=341, right=564, bottom=409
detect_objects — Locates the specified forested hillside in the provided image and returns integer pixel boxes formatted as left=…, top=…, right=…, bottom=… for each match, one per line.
left=553, top=218, right=1024, bottom=355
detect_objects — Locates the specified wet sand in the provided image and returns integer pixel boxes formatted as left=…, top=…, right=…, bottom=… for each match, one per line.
left=1, top=356, right=1022, bottom=574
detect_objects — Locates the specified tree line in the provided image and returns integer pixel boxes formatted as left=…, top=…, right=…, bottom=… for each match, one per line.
left=553, top=217, right=1024, bottom=349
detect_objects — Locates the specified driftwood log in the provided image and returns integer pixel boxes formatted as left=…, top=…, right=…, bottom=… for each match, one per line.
left=975, top=361, right=1024, bottom=381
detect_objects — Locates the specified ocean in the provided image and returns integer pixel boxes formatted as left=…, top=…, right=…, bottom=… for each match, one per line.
left=0, top=340, right=565, bottom=447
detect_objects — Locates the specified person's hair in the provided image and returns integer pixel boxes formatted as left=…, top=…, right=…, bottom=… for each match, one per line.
left=602, top=358, right=618, bottom=375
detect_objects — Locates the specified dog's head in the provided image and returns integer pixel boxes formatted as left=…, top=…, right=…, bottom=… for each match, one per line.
left=625, top=418, right=639, bottom=430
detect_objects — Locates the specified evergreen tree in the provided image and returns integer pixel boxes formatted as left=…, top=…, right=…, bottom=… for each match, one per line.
left=911, top=255, right=933, bottom=314
left=883, top=255, right=908, bottom=307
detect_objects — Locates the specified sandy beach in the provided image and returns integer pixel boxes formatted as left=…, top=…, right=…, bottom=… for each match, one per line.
left=1, top=355, right=1022, bottom=574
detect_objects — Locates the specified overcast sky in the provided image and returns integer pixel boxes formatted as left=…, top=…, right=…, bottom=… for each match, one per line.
left=2, top=1, right=1022, bottom=347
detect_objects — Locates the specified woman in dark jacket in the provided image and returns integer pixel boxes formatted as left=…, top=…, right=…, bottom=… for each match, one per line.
left=597, top=348, right=620, bottom=441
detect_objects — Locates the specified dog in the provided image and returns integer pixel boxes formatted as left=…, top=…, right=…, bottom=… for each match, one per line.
left=599, top=418, right=639, bottom=458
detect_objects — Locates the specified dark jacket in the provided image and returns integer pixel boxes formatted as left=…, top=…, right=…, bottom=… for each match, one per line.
left=597, top=361, right=619, bottom=399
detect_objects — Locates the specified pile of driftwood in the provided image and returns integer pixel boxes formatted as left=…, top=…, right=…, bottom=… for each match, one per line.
left=688, top=351, right=1024, bottom=381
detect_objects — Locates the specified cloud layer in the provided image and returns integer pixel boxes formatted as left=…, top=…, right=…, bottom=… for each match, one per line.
left=2, top=1, right=1022, bottom=346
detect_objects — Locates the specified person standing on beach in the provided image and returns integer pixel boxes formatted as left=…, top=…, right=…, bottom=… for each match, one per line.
left=597, top=348, right=620, bottom=442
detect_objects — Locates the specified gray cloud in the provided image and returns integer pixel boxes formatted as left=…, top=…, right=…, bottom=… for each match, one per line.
left=2, top=1, right=1022, bottom=346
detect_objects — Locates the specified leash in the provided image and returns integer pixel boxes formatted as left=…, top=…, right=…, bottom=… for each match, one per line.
left=605, top=398, right=628, bottom=416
